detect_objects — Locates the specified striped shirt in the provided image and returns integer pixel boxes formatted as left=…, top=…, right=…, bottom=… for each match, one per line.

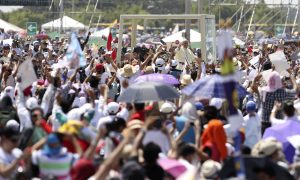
left=32, top=148, right=78, bottom=180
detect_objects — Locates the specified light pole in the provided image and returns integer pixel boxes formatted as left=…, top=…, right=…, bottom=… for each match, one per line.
left=59, top=0, right=64, bottom=34
left=185, top=0, right=191, bottom=41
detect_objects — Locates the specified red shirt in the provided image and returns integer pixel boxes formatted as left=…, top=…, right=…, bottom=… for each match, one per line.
left=62, top=138, right=89, bottom=153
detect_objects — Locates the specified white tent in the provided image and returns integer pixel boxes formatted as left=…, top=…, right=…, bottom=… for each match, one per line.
left=0, top=19, right=23, bottom=32
left=162, top=29, right=201, bottom=43
left=42, top=16, right=86, bottom=31
left=90, top=27, right=110, bottom=37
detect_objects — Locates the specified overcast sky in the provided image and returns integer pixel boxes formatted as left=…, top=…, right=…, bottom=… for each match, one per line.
left=0, top=0, right=298, bottom=13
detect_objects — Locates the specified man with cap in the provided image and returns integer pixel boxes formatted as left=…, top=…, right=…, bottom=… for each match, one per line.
left=168, top=59, right=182, bottom=79
left=243, top=101, right=261, bottom=148
left=32, top=41, right=40, bottom=57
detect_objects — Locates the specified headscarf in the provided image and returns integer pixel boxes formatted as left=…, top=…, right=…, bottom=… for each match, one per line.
left=0, top=86, right=14, bottom=103
left=201, top=119, right=227, bottom=160
left=261, top=71, right=283, bottom=102
left=181, top=102, right=198, bottom=120
left=262, top=71, right=282, bottom=92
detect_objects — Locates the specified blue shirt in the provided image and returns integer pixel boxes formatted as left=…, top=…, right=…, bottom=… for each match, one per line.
left=175, top=116, right=195, bottom=143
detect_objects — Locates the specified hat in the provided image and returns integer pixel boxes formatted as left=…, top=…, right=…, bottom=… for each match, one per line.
left=171, top=60, right=178, bottom=67
left=107, top=102, right=120, bottom=114
left=121, top=64, right=134, bottom=78
left=258, top=140, right=282, bottom=156
left=144, top=66, right=154, bottom=74
left=127, top=120, right=144, bottom=130
left=160, top=101, right=176, bottom=113
left=194, top=102, right=204, bottom=111
left=6, top=120, right=20, bottom=131
left=67, top=108, right=81, bottom=121
left=156, top=58, right=165, bottom=71
left=43, top=133, right=62, bottom=156
left=33, top=41, right=40, bottom=46
left=246, top=101, right=256, bottom=112
left=209, top=98, right=223, bottom=110
left=95, top=63, right=104, bottom=72
left=180, top=74, right=192, bottom=85
left=58, top=120, right=83, bottom=136
left=26, top=97, right=39, bottom=110
left=201, top=160, right=221, bottom=179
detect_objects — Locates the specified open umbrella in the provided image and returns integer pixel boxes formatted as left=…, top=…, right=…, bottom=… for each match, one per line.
left=157, top=158, right=187, bottom=178
left=263, top=120, right=300, bottom=163
left=117, top=81, right=180, bottom=103
left=182, top=74, right=247, bottom=99
left=132, top=73, right=180, bottom=85
left=35, top=34, right=49, bottom=40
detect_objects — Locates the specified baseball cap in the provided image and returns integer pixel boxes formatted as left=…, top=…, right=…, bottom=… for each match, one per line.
left=107, top=102, right=120, bottom=114
left=171, top=60, right=178, bottom=67
left=156, top=58, right=165, bottom=67
left=246, top=101, right=256, bottom=112
left=26, top=97, right=39, bottom=110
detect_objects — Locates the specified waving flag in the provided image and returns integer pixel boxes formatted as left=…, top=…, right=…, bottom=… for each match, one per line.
left=65, top=33, right=86, bottom=69
left=107, top=30, right=112, bottom=51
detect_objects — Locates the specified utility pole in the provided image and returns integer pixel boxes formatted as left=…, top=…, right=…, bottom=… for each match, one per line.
left=197, top=0, right=203, bottom=31
left=72, top=0, right=75, bottom=12
left=59, top=0, right=64, bottom=34
left=185, top=0, right=191, bottom=41
left=298, top=0, right=300, bottom=32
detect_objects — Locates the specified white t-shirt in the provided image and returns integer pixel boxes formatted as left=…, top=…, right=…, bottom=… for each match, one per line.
left=0, top=147, right=22, bottom=180
left=143, top=130, right=171, bottom=154
left=116, top=70, right=140, bottom=94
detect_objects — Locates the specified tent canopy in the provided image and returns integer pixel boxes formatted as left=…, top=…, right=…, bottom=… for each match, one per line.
left=91, top=27, right=110, bottom=37
left=0, top=19, right=23, bottom=32
left=42, top=16, right=86, bottom=30
left=162, top=29, right=201, bottom=43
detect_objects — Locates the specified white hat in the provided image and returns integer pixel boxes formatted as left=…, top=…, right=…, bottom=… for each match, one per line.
left=160, top=101, right=176, bottom=113
left=121, top=64, right=134, bottom=78
left=107, top=102, right=120, bottom=114
left=33, top=41, right=40, bottom=46
left=155, top=58, right=165, bottom=70
left=201, top=160, right=221, bottom=178
left=6, top=120, right=20, bottom=130
left=209, top=98, right=223, bottom=110
left=171, top=60, right=178, bottom=67
left=258, top=139, right=282, bottom=156
left=67, top=108, right=81, bottom=121
left=26, top=97, right=39, bottom=110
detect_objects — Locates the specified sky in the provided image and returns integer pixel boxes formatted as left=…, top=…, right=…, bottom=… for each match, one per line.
left=0, top=6, right=23, bottom=13
left=0, top=0, right=298, bottom=13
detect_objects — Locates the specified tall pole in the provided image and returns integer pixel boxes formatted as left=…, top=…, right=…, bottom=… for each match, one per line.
left=59, top=0, right=64, bottom=34
left=185, top=0, right=191, bottom=41
left=197, top=0, right=203, bottom=31
left=298, top=0, right=300, bottom=32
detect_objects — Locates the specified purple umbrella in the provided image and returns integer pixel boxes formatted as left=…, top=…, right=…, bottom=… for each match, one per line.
left=132, top=73, right=180, bottom=85
left=263, top=120, right=300, bottom=163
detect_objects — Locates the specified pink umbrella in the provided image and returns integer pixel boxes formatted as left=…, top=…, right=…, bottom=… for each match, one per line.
left=157, top=158, right=187, bottom=178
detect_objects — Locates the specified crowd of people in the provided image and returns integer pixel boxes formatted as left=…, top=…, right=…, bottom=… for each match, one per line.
left=0, top=27, right=300, bottom=180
